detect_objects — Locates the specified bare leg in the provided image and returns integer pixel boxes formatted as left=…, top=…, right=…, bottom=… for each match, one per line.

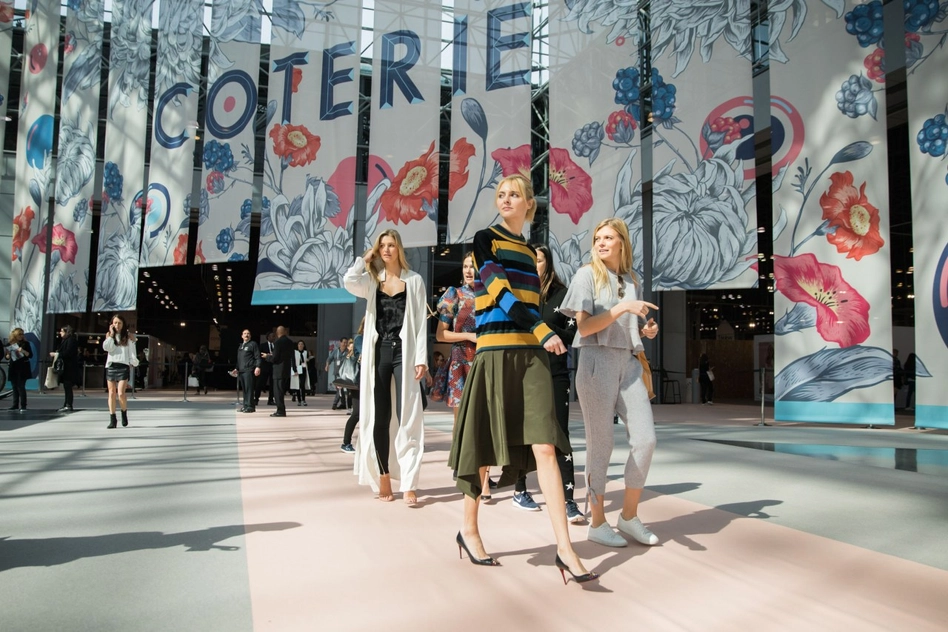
left=481, top=468, right=491, bottom=497
left=117, top=380, right=128, bottom=411
left=620, top=487, right=643, bottom=521
left=107, top=382, right=117, bottom=414
left=589, top=493, right=608, bottom=528
left=460, top=466, right=490, bottom=558
left=378, top=473, right=394, bottom=502
left=533, top=444, right=590, bottom=575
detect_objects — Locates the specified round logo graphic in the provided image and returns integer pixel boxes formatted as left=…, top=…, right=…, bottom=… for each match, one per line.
left=144, top=183, right=172, bottom=239
left=26, top=114, right=55, bottom=169
left=934, top=241, right=948, bottom=349
left=700, top=95, right=805, bottom=182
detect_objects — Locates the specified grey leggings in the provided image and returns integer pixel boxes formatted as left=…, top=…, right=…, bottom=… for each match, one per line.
left=575, top=346, right=656, bottom=498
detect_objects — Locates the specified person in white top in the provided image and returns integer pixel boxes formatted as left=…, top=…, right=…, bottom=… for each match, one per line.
left=102, top=314, right=138, bottom=429
left=291, top=340, right=311, bottom=406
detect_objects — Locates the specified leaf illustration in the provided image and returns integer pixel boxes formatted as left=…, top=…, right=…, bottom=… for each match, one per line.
left=774, top=302, right=816, bottom=335
left=829, top=141, right=872, bottom=166
left=29, top=179, right=42, bottom=208
left=775, top=345, right=897, bottom=401
left=62, top=46, right=103, bottom=104
left=271, top=0, right=306, bottom=39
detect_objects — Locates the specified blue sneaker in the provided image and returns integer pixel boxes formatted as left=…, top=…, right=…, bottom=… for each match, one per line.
left=512, top=491, right=540, bottom=511
left=340, top=443, right=355, bottom=453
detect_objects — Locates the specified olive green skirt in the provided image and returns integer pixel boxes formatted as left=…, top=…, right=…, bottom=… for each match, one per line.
left=448, top=348, right=570, bottom=499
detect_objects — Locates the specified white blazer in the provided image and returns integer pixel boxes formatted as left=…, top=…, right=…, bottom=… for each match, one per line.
left=343, top=257, right=428, bottom=493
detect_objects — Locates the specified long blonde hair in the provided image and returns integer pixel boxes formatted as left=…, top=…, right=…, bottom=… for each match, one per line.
left=9, top=327, right=24, bottom=342
left=589, top=218, right=638, bottom=296
left=369, top=229, right=411, bottom=282
left=497, top=174, right=537, bottom=222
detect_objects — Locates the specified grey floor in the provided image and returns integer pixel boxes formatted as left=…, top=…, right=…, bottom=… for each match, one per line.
left=2, top=390, right=946, bottom=631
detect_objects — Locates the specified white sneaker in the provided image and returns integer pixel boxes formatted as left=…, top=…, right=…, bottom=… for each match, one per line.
left=617, top=515, right=659, bottom=546
left=587, top=522, right=627, bottom=547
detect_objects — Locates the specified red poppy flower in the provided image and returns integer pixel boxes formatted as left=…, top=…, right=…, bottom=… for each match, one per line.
left=448, top=138, right=476, bottom=201
left=819, top=171, right=884, bottom=261
left=773, top=253, right=871, bottom=348
left=549, top=148, right=594, bottom=224
left=491, top=144, right=531, bottom=179
left=173, top=234, right=188, bottom=265
left=270, top=124, right=321, bottom=168
left=194, top=240, right=206, bottom=264
left=13, top=206, right=35, bottom=261
left=327, top=155, right=393, bottom=229
left=380, top=141, right=439, bottom=224
left=30, top=223, right=79, bottom=264
left=0, top=2, right=13, bottom=23
left=292, top=68, right=303, bottom=93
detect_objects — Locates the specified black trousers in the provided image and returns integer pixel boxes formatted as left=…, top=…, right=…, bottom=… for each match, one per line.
left=343, top=393, right=361, bottom=445
left=239, top=371, right=255, bottom=409
left=255, top=369, right=272, bottom=403
left=273, top=377, right=288, bottom=414
left=11, top=377, right=28, bottom=409
left=373, top=341, right=403, bottom=475
left=699, top=376, right=714, bottom=403
left=63, top=380, right=75, bottom=408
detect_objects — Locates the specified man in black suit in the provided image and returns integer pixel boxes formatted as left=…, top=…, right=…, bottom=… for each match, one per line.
left=236, top=329, right=262, bottom=413
left=263, top=326, right=293, bottom=417
left=255, top=331, right=275, bottom=405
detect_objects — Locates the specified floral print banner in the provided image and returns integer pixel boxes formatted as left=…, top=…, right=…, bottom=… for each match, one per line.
left=196, top=0, right=263, bottom=266
left=48, top=0, right=105, bottom=314
left=365, top=0, right=443, bottom=249
left=92, top=0, right=156, bottom=312
left=251, top=0, right=362, bottom=305
left=140, top=0, right=204, bottom=268
left=547, top=1, right=639, bottom=283
left=11, top=0, right=61, bottom=357
left=447, top=0, right=533, bottom=244
left=646, top=0, right=758, bottom=291
left=905, top=1, right=947, bottom=428
left=769, top=0, right=894, bottom=425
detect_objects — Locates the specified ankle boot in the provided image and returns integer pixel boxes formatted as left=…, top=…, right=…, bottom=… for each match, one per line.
left=121, top=409, right=129, bottom=427
left=107, top=414, right=117, bottom=429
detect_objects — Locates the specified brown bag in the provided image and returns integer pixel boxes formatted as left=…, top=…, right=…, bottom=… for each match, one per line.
left=636, top=351, right=655, bottom=400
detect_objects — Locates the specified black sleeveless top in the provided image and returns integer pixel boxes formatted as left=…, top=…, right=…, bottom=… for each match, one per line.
left=376, top=289, right=407, bottom=341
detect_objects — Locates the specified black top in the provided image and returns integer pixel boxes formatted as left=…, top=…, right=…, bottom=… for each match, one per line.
left=58, top=334, right=79, bottom=382
left=268, top=335, right=295, bottom=379
left=541, top=284, right=576, bottom=379
left=376, top=289, right=407, bottom=341
left=8, top=339, right=33, bottom=380
left=236, top=340, right=261, bottom=372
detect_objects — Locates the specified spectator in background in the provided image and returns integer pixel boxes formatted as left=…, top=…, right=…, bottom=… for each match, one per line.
left=256, top=332, right=276, bottom=406
left=699, top=353, right=714, bottom=405
left=236, top=329, right=262, bottom=413
left=193, top=345, right=212, bottom=395
left=263, top=326, right=294, bottom=417
left=5, top=327, right=33, bottom=413
left=326, top=338, right=349, bottom=409
left=52, top=325, right=79, bottom=412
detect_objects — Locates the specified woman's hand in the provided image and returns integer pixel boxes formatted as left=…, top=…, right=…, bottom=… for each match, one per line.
left=618, top=300, right=659, bottom=320
left=363, top=248, right=375, bottom=266
left=414, top=364, right=426, bottom=381
left=641, top=318, right=659, bottom=339
left=543, top=334, right=567, bottom=355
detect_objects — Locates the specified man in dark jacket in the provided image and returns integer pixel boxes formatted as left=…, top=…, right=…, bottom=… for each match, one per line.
left=255, top=332, right=276, bottom=406
left=236, top=329, right=262, bottom=413
left=264, top=326, right=294, bottom=417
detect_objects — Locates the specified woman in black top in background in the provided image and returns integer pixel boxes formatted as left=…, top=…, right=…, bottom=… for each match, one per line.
left=56, top=325, right=79, bottom=412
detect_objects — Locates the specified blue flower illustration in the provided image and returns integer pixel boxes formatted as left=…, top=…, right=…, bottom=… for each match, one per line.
left=835, top=74, right=878, bottom=120
left=216, top=227, right=235, bottom=253
left=917, top=113, right=947, bottom=157
left=845, top=1, right=885, bottom=48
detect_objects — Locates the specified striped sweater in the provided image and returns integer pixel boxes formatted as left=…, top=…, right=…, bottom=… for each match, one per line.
left=472, top=225, right=554, bottom=352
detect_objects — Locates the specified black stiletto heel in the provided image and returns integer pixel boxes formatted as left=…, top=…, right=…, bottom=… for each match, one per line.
left=456, top=532, right=500, bottom=566
left=555, top=554, right=599, bottom=585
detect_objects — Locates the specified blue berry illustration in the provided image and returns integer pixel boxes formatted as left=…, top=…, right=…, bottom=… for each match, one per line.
left=240, top=198, right=253, bottom=219
left=261, top=196, right=271, bottom=213
left=904, top=0, right=940, bottom=32
left=835, top=74, right=877, bottom=118
left=572, top=122, right=604, bottom=159
left=613, top=67, right=641, bottom=106
left=845, top=1, right=885, bottom=48
left=103, top=161, right=124, bottom=200
left=650, top=70, right=677, bottom=121
left=917, top=113, right=948, bottom=157
left=228, top=253, right=247, bottom=262
left=203, top=140, right=235, bottom=172
left=216, top=227, right=235, bottom=253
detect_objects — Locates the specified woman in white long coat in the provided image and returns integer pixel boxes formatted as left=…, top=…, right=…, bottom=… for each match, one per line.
left=344, top=229, right=428, bottom=505
left=290, top=340, right=311, bottom=406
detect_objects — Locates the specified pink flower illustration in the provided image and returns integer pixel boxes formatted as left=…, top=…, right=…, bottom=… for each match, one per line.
left=31, top=223, right=79, bottom=264
left=773, top=253, right=870, bottom=348
left=491, top=144, right=531, bottom=179
left=549, top=148, right=593, bottom=224
left=448, top=138, right=476, bottom=201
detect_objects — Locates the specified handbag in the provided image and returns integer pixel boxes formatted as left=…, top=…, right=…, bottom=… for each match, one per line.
left=45, top=366, right=60, bottom=389
left=635, top=351, right=655, bottom=400
left=430, top=361, right=450, bottom=402
left=334, top=355, right=360, bottom=390
left=52, top=355, right=65, bottom=375
left=706, top=369, right=715, bottom=382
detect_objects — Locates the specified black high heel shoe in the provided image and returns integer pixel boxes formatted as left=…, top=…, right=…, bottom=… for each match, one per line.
left=555, top=554, right=599, bottom=585
left=456, top=532, right=500, bottom=566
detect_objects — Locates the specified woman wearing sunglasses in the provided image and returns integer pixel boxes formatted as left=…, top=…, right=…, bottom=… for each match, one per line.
left=560, top=218, right=660, bottom=549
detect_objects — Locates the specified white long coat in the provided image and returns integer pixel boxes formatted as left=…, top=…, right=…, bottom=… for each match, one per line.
left=343, top=258, right=428, bottom=492
left=290, top=349, right=310, bottom=391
